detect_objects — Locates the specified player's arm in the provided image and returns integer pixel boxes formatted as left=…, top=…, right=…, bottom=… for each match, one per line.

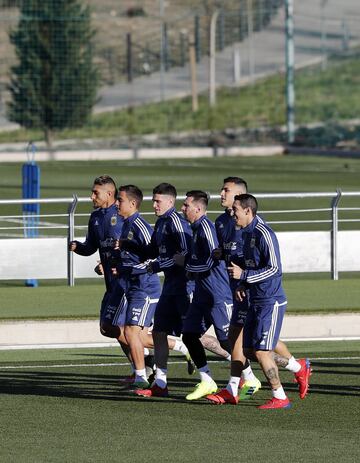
left=185, top=221, right=218, bottom=274
left=69, top=221, right=97, bottom=256
left=116, top=238, right=155, bottom=261
left=151, top=217, right=191, bottom=273
left=212, top=217, right=226, bottom=260
left=240, top=232, right=279, bottom=284
left=117, top=221, right=153, bottom=276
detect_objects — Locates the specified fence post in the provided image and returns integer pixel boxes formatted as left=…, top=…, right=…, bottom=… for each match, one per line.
left=189, top=34, right=199, bottom=112
left=126, top=32, right=133, bottom=83
left=331, top=189, right=342, bottom=281
left=233, top=45, right=241, bottom=83
left=321, top=0, right=328, bottom=70
left=285, top=0, right=295, bottom=144
left=218, top=8, right=225, bottom=51
left=246, top=0, right=255, bottom=80
left=209, top=9, right=220, bottom=107
left=194, top=15, right=201, bottom=62
left=180, top=30, right=187, bottom=67
left=341, top=19, right=349, bottom=52
left=67, top=194, right=78, bottom=287
left=163, top=22, right=169, bottom=71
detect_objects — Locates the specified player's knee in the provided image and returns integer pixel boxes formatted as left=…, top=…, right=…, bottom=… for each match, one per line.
left=100, top=322, right=119, bottom=339
left=254, top=349, right=270, bottom=363
left=244, top=347, right=256, bottom=361
left=182, top=332, right=200, bottom=349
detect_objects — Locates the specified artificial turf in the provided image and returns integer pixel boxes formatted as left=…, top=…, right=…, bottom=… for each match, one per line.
left=0, top=341, right=359, bottom=463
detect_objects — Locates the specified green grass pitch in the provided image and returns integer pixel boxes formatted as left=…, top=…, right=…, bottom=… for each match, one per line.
left=0, top=341, right=359, bottom=463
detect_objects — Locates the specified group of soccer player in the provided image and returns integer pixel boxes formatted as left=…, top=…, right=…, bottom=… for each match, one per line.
left=70, top=175, right=311, bottom=410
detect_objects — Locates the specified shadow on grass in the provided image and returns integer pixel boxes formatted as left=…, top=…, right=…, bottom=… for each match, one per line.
left=0, top=369, right=218, bottom=403
left=0, top=368, right=359, bottom=405
left=311, top=360, right=360, bottom=375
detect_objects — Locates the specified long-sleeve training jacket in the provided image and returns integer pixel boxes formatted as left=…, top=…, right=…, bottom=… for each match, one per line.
left=185, top=214, right=231, bottom=301
left=238, top=215, right=286, bottom=304
left=73, top=203, right=123, bottom=292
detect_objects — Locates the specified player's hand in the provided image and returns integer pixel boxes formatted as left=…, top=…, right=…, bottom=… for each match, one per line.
left=146, top=261, right=153, bottom=274
left=114, top=239, right=126, bottom=250
left=173, top=253, right=185, bottom=267
left=69, top=240, right=77, bottom=252
left=227, top=261, right=243, bottom=279
left=111, top=267, right=118, bottom=276
left=212, top=247, right=223, bottom=260
left=235, top=286, right=247, bottom=302
left=94, top=261, right=104, bottom=276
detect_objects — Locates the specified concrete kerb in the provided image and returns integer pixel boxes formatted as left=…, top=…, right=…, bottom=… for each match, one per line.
left=0, top=313, right=359, bottom=350
left=0, top=145, right=285, bottom=162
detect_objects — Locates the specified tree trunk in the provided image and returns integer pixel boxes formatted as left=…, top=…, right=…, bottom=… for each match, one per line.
left=44, top=127, right=54, bottom=159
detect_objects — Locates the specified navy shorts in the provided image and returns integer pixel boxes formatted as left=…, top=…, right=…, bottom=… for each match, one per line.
left=101, top=283, right=127, bottom=327
left=125, top=288, right=159, bottom=327
left=230, top=295, right=250, bottom=327
left=153, top=293, right=191, bottom=336
left=182, top=291, right=233, bottom=341
left=243, top=299, right=287, bottom=351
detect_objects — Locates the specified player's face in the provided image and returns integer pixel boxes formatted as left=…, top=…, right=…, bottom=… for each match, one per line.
left=181, top=196, right=198, bottom=223
left=232, top=201, right=251, bottom=228
left=91, top=184, right=112, bottom=209
left=220, top=182, right=246, bottom=209
left=117, top=191, right=134, bottom=218
left=152, top=194, right=174, bottom=217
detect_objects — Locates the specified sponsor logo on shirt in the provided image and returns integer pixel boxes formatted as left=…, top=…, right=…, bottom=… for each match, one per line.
left=223, top=241, right=237, bottom=250
left=100, top=238, right=115, bottom=248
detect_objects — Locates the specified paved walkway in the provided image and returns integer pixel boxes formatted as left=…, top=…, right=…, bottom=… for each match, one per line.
left=0, top=313, right=359, bottom=349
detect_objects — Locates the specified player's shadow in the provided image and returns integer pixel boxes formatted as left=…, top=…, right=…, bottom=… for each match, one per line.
left=71, top=353, right=124, bottom=358
left=0, top=369, right=153, bottom=402
left=310, top=360, right=360, bottom=376
left=0, top=369, right=211, bottom=404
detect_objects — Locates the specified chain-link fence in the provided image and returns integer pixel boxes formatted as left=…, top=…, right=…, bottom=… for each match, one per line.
left=0, top=0, right=360, bottom=149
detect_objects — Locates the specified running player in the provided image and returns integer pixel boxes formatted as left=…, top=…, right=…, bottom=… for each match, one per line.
left=180, top=190, right=233, bottom=401
left=210, top=194, right=309, bottom=409
left=208, top=178, right=311, bottom=405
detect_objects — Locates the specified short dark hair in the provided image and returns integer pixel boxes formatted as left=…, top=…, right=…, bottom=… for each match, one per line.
left=234, top=193, right=258, bottom=215
left=153, top=183, right=177, bottom=198
left=93, top=175, right=117, bottom=196
left=118, top=184, right=143, bottom=208
left=186, top=190, right=209, bottom=208
left=223, top=176, right=248, bottom=192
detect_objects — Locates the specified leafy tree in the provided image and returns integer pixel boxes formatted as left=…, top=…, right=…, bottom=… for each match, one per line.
left=7, top=0, right=99, bottom=149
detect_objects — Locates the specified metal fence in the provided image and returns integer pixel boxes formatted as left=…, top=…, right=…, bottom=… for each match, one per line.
left=1, top=1, right=360, bottom=148
left=0, top=190, right=359, bottom=285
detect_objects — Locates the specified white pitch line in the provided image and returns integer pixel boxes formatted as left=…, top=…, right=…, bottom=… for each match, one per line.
left=0, top=357, right=360, bottom=371
left=1, top=336, right=360, bottom=351
left=0, top=342, right=117, bottom=351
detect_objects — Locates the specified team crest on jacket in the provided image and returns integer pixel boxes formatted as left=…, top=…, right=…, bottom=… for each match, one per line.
left=111, top=215, right=117, bottom=226
left=127, top=230, right=134, bottom=240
